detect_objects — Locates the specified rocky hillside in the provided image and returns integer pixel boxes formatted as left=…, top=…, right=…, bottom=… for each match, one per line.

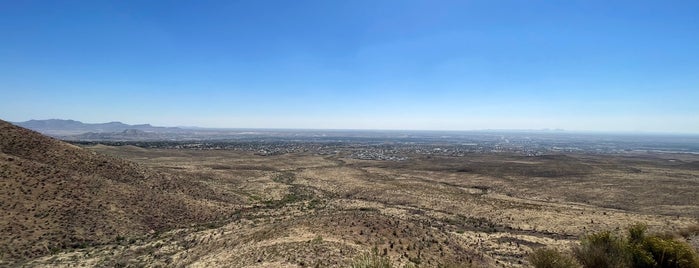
left=0, top=120, right=231, bottom=264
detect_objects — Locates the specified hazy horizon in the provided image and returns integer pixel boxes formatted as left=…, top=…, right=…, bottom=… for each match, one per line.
left=11, top=118, right=699, bottom=136
left=1, top=1, right=698, bottom=133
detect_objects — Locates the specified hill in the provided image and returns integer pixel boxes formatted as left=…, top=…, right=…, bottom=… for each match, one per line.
left=0, top=120, right=231, bottom=264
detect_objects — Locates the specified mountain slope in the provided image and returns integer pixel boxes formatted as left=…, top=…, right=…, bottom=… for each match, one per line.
left=0, top=120, right=230, bottom=264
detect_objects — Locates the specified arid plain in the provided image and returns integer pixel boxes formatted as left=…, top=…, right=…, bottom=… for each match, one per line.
left=18, top=141, right=699, bottom=267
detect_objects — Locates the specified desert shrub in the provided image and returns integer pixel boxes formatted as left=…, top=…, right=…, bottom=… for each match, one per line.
left=629, top=223, right=648, bottom=244
left=678, top=224, right=699, bottom=239
left=528, top=247, right=580, bottom=268
left=639, top=235, right=699, bottom=268
left=351, top=248, right=393, bottom=268
left=572, top=230, right=631, bottom=268
left=436, top=262, right=473, bottom=268
left=565, top=223, right=699, bottom=268
left=395, top=262, right=468, bottom=268
left=627, top=223, right=658, bottom=268
left=628, top=242, right=657, bottom=268
left=626, top=223, right=699, bottom=268
left=311, top=235, right=323, bottom=244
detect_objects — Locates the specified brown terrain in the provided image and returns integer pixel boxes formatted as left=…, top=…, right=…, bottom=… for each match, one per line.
left=1, top=119, right=698, bottom=267
left=0, top=120, right=234, bottom=266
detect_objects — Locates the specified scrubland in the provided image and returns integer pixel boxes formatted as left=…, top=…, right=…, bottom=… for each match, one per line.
left=18, top=145, right=698, bottom=267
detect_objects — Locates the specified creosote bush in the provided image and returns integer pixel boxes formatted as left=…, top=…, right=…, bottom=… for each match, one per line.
left=534, top=223, right=699, bottom=268
left=638, top=232, right=699, bottom=267
left=573, top=230, right=631, bottom=267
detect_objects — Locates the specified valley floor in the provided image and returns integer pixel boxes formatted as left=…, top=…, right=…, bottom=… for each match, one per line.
left=25, top=146, right=699, bottom=267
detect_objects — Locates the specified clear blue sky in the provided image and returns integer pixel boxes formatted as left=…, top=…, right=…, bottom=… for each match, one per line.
left=1, top=0, right=698, bottom=132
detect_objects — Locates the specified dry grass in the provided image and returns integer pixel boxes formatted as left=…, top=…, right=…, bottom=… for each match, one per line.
left=0, top=120, right=237, bottom=265
left=528, top=248, right=580, bottom=268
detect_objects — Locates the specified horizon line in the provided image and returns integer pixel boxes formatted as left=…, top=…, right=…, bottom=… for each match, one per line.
left=9, top=118, right=699, bottom=136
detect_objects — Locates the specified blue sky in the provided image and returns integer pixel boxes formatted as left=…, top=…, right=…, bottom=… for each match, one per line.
left=1, top=0, right=698, bottom=132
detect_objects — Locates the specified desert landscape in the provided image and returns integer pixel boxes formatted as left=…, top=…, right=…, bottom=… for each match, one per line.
left=4, top=1, right=699, bottom=267
left=2, top=120, right=698, bottom=267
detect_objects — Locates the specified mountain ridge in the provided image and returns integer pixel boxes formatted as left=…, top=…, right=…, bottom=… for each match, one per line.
left=13, top=119, right=180, bottom=136
left=0, top=119, right=231, bottom=264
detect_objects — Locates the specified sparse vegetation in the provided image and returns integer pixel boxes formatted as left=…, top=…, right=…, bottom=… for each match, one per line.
left=534, top=223, right=699, bottom=268
left=351, top=248, right=392, bottom=268
left=311, top=235, right=323, bottom=244
left=627, top=224, right=699, bottom=268
left=4, top=120, right=699, bottom=267
left=678, top=224, right=699, bottom=239
left=573, top=230, right=631, bottom=267
left=528, top=248, right=580, bottom=268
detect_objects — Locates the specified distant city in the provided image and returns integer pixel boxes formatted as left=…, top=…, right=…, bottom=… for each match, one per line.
left=16, top=119, right=699, bottom=161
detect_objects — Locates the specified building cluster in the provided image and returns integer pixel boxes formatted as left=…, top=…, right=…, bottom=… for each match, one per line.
left=69, top=133, right=697, bottom=160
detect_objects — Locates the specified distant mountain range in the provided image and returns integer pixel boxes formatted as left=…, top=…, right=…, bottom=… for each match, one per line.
left=13, top=119, right=182, bottom=136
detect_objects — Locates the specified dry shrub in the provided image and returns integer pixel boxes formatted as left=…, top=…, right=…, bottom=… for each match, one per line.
left=528, top=247, right=580, bottom=268
left=572, top=230, right=631, bottom=268
left=569, top=223, right=699, bottom=268
left=351, top=248, right=392, bottom=268
left=678, top=224, right=699, bottom=239
left=436, top=262, right=474, bottom=268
